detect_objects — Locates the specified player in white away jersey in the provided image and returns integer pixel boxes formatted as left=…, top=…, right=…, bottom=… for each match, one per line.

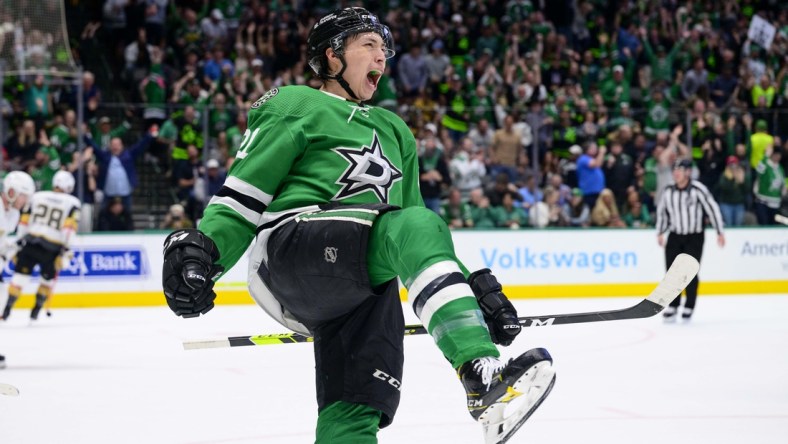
left=0, top=171, right=36, bottom=368
left=1, top=170, right=80, bottom=321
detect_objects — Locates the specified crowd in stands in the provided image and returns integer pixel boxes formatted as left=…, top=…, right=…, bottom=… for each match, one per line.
left=1, top=0, right=788, bottom=232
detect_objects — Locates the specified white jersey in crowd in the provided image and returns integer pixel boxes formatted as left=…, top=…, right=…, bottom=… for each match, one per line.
left=20, top=191, right=81, bottom=248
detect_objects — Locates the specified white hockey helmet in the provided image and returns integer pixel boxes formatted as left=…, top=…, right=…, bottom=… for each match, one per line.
left=53, top=170, right=76, bottom=194
left=2, top=171, right=36, bottom=206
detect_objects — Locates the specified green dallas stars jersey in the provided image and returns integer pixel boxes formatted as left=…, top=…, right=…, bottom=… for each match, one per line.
left=200, top=85, right=423, bottom=271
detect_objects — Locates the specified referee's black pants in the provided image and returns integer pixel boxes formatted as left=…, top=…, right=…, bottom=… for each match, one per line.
left=665, top=232, right=704, bottom=309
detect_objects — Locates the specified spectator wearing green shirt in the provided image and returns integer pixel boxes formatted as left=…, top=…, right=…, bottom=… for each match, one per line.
left=155, top=115, right=180, bottom=172
left=24, top=74, right=53, bottom=123
left=753, top=149, right=785, bottom=225
left=441, top=188, right=474, bottom=229
left=139, top=48, right=168, bottom=128
left=29, top=143, right=61, bottom=191
left=171, top=7, right=207, bottom=64
left=717, top=156, right=749, bottom=227
left=224, top=111, right=247, bottom=169
left=209, top=92, right=234, bottom=139
left=49, top=109, right=78, bottom=165
left=644, top=88, right=672, bottom=137
left=170, top=72, right=209, bottom=107
left=640, top=27, right=685, bottom=84
left=91, top=116, right=131, bottom=151
left=469, top=84, right=497, bottom=127
left=595, top=51, right=615, bottom=86
left=607, top=103, right=636, bottom=133
left=213, top=0, right=242, bottom=35
left=601, top=52, right=634, bottom=110
left=492, top=191, right=529, bottom=229
left=468, top=187, right=497, bottom=229
left=622, top=188, right=652, bottom=228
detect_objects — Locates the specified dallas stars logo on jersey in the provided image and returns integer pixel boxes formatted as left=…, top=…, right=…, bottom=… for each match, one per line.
left=332, top=130, right=402, bottom=202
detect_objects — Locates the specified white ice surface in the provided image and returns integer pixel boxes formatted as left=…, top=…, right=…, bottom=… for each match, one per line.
left=1, top=295, right=787, bottom=444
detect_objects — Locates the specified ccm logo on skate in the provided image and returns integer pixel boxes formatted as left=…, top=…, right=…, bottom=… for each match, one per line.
left=503, top=325, right=521, bottom=329
left=372, top=369, right=401, bottom=391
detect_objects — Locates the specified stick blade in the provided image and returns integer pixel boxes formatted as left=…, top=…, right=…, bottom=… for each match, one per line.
left=183, top=339, right=232, bottom=350
left=647, top=253, right=700, bottom=308
left=0, top=383, right=20, bottom=396
left=775, top=214, right=788, bottom=226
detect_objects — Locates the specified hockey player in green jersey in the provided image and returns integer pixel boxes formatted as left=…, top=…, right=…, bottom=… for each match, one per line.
left=162, top=7, right=554, bottom=444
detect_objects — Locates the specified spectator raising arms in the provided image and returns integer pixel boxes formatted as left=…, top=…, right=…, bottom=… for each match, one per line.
left=576, top=142, right=607, bottom=209
left=90, top=125, right=157, bottom=211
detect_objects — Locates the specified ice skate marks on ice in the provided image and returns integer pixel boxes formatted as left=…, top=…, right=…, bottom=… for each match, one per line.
left=480, top=360, right=556, bottom=444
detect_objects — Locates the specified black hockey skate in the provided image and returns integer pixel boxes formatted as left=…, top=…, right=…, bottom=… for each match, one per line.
left=459, top=348, right=556, bottom=444
left=0, top=354, right=5, bottom=369
left=663, top=306, right=678, bottom=322
left=30, top=305, right=43, bottom=321
left=1, top=296, right=16, bottom=320
left=29, top=295, right=46, bottom=321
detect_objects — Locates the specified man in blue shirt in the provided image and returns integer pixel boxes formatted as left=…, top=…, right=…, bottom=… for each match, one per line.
left=92, top=127, right=156, bottom=210
left=576, top=142, right=607, bottom=208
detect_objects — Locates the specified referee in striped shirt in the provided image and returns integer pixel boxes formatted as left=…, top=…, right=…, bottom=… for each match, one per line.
left=656, top=159, right=725, bottom=321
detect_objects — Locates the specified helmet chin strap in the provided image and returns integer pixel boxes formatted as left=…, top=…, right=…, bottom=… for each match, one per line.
left=324, top=54, right=362, bottom=102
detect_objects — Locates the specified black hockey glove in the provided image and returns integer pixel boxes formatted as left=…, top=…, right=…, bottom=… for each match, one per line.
left=468, top=268, right=521, bottom=346
left=162, top=229, right=224, bottom=318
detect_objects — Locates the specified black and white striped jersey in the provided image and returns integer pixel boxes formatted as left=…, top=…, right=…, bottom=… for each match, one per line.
left=656, top=180, right=724, bottom=235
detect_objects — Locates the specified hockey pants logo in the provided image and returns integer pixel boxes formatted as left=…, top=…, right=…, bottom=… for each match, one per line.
left=324, top=247, right=338, bottom=263
left=373, top=369, right=402, bottom=391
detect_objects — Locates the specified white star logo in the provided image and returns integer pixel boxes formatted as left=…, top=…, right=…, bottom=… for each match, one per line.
left=332, top=131, right=403, bottom=202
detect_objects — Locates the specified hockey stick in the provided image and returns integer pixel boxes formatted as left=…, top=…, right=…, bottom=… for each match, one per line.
left=0, top=383, right=20, bottom=396
left=183, top=253, right=699, bottom=350
left=775, top=214, right=788, bottom=226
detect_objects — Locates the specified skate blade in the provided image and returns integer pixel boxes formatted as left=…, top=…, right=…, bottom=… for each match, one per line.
left=481, top=361, right=556, bottom=444
left=0, top=383, right=20, bottom=396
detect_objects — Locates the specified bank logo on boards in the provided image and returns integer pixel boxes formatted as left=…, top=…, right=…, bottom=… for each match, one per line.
left=1, top=247, right=149, bottom=279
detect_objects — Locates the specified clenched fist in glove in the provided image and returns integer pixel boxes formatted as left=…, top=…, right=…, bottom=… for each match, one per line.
left=162, top=229, right=224, bottom=318
left=468, top=268, right=521, bottom=346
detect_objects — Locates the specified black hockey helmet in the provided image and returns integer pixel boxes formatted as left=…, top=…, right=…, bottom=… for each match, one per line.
left=307, top=7, right=395, bottom=80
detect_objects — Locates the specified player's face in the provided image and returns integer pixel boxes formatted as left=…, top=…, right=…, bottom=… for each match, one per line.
left=334, top=32, right=387, bottom=101
left=12, top=194, right=29, bottom=211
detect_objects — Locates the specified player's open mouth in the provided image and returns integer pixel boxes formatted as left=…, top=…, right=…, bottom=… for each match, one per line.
left=367, top=70, right=382, bottom=88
